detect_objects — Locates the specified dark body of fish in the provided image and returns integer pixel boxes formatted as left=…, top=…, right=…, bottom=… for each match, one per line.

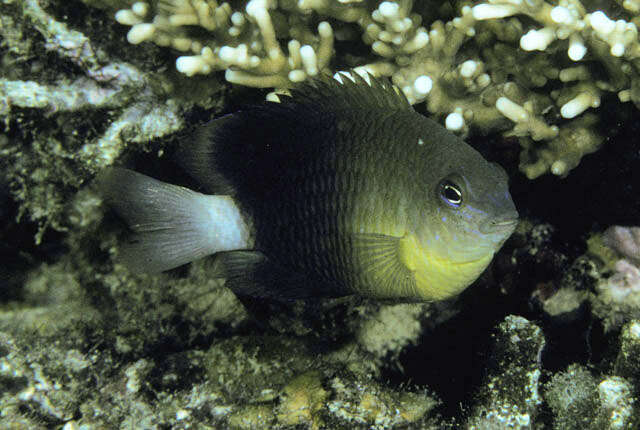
left=99, top=74, right=518, bottom=302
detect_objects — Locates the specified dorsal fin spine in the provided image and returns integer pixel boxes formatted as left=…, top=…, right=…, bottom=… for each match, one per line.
left=286, top=72, right=411, bottom=113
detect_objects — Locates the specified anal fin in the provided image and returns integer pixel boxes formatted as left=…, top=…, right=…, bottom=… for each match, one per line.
left=216, top=251, right=332, bottom=301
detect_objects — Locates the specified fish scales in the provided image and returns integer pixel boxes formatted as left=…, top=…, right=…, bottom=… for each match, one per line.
left=208, top=99, right=421, bottom=297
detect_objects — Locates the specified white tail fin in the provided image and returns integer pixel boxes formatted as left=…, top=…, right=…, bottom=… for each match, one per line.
left=97, top=168, right=251, bottom=273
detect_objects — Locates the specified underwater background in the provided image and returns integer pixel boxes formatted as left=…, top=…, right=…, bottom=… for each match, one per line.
left=1, top=0, right=640, bottom=428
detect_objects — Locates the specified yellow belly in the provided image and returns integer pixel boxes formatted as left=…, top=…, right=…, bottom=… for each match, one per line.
left=399, top=234, right=493, bottom=301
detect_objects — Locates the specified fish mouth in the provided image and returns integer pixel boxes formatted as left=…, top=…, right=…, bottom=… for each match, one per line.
left=480, top=212, right=519, bottom=234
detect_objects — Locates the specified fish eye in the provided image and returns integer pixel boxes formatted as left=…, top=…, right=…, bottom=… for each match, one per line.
left=440, top=181, right=463, bottom=207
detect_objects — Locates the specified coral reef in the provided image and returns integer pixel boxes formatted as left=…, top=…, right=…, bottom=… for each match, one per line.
left=1, top=0, right=638, bottom=239
left=0, top=233, right=447, bottom=428
left=545, top=364, right=638, bottom=430
left=591, top=225, right=640, bottom=331
left=112, top=0, right=639, bottom=178
left=466, top=316, right=545, bottom=429
left=2, top=0, right=640, bottom=428
left=1, top=0, right=191, bottom=242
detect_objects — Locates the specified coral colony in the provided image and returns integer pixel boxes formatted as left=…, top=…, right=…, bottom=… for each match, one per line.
left=115, top=0, right=640, bottom=178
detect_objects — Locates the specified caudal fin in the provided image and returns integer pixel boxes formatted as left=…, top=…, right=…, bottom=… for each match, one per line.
left=96, top=168, right=251, bottom=273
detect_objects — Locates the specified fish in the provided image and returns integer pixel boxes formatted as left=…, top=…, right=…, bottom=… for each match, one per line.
left=97, top=73, right=518, bottom=302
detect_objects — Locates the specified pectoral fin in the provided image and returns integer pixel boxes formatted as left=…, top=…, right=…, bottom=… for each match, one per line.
left=352, top=233, right=417, bottom=299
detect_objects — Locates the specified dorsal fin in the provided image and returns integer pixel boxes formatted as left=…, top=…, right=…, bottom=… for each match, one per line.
left=283, top=72, right=412, bottom=113
left=176, top=114, right=236, bottom=195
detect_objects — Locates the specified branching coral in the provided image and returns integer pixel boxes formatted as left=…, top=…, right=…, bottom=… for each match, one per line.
left=389, top=0, right=638, bottom=177
left=468, top=0, right=639, bottom=178
left=114, top=0, right=640, bottom=179
left=116, top=0, right=336, bottom=87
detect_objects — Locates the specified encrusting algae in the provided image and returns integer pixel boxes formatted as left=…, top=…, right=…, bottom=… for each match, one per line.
left=98, top=73, right=518, bottom=302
